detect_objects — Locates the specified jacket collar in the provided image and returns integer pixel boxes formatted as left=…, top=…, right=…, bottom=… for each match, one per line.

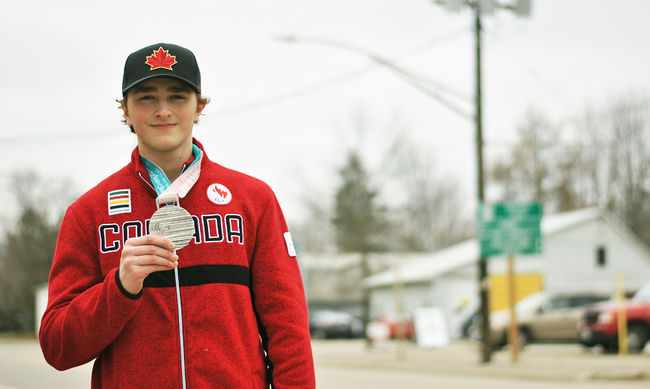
left=131, top=138, right=209, bottom=195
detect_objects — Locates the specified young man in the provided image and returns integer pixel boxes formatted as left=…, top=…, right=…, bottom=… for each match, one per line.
left=39, top=43, right=315, bottom=388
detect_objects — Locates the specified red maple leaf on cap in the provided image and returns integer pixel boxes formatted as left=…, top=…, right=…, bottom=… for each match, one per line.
left=145, top=47, right=177, bottom=70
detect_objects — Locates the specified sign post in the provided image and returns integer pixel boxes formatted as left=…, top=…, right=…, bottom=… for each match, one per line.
left=507, top=255, right=519, bottom=361
left=478, top=201, right=543, bottom=362
left=616, top=273, right=628, bottom=356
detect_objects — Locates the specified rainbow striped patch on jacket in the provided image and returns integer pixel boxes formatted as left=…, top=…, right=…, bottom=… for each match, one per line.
left=108, top=189, right=131, bottom=215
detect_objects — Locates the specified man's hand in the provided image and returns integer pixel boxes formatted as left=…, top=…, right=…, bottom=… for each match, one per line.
left=119, top=235, right=178, bottom=295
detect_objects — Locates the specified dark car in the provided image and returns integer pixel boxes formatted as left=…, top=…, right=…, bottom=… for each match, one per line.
left=308, top=310, right=363, bottom=339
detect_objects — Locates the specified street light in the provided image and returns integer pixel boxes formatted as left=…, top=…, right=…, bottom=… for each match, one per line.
left=434, top=0, right=532, bottom=363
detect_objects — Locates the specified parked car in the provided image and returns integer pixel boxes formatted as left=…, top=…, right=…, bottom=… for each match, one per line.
left=308, top=310, right=363, bottom=339
left=366, top=314, right=415, bottom=344
left=470, top=290, right=610, bottom=349
left=578, top=281, right=650, bottom=353
left=376, top=314, right=415, bottom=340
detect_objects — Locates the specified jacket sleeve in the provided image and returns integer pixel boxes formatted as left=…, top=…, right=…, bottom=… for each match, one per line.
left=39, top=205, right=142, bottom=371
left=250, top=193, right=315, bottom=388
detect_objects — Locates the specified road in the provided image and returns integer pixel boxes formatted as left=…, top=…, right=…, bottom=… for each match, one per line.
left=1, top=336, right=649, bottom=388
left=316, top=366, right=650, bottom=389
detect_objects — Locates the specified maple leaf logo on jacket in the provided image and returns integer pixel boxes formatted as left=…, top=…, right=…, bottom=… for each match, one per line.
left=145, top=47, right=178, bottom=70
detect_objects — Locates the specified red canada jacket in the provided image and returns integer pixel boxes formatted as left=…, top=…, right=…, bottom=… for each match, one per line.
left=39, top=139, right=315, bottom=388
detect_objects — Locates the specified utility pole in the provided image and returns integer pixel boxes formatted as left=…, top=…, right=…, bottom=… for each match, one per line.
left=474, top=2, right=490, bottom=363
left=435, top=0, right=532, bottom=363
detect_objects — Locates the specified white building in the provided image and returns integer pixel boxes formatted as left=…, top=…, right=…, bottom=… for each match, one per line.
left=363, top=207, right=650, bottom=338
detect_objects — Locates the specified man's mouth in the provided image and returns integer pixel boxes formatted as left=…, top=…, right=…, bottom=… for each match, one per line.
left=151, top=123, right=175, bottom=130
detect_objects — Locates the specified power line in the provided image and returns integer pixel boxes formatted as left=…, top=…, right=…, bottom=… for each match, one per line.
left=213, top=28, right=471, bottom=119
left=275, top=34, right=475, bottom=119
left=210, top=64, right=377, bottom=118
left=484, top=26, right=565, bottom=99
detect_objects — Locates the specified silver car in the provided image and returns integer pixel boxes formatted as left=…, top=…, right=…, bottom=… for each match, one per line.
left=471, top=290, right=610, bottom=348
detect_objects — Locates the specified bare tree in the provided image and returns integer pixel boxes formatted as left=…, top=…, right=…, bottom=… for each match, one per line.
left=569, top=105, right=603, bottom=208
left=495, top=96, right=650, bottom=246
left=596, top=97, right=650, bottom=244
left=489, top=108, right=558, bottom=207
left=550, top=143, right=593, bottom=212
left=382, top=137, right=471, bottom=251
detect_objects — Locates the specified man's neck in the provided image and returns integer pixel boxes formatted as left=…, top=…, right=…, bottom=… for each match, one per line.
left=139, top=145, right=193, bottom=183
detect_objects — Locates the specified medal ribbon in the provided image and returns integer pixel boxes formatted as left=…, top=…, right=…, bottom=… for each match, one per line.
left=141, top=144, right=203, bottom=206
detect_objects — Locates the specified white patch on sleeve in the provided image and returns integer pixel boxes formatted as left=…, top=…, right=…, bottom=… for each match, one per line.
left=284, top=232, right=297, bottom=257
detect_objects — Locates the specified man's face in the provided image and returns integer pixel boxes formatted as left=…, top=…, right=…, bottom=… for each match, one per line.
left=122, top=77, right=204, bottom=158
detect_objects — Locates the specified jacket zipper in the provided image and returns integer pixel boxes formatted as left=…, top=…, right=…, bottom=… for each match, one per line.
left=174, top=256, right=188, bottom=389
left=138, top=171, right=188, bottom=389
left=137, top=172, right=157, bottom=194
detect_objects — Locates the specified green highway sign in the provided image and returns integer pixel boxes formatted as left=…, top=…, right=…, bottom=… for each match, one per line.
left=478, top=201, right=543, bottom=257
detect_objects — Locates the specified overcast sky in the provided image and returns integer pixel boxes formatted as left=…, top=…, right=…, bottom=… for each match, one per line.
left=1, top=0, right=649, bottom=225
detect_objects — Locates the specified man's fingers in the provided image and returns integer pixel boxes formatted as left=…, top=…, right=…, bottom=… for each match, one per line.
left=125, top=234, right=175, bottom=250
left=131, top=254, right=178, bottom=268
left=124, top=244, right=178, bottom=261
left=122, top=251, right=178, bottom=270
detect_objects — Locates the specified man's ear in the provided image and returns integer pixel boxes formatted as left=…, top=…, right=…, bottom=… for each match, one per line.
left=121, top=101, right=132, bottom=126
left=194, top=102, right=206, bottom=123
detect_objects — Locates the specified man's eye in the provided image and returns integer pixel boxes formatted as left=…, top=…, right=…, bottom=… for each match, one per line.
left=171, top=94, right=187, bottom=100
left=138, top=95, right=154, bottom=101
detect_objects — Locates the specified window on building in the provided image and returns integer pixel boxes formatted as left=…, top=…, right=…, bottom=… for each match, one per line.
left=596, top=246, right=606, bottom=267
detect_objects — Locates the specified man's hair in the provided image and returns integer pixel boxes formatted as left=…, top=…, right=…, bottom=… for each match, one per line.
left=116, top=93, right=210, bottom=133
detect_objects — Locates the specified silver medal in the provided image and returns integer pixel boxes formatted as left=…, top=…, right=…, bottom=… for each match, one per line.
left=149, top=205, right=195, bottom=250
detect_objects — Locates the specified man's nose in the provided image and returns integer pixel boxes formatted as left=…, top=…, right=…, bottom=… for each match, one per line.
left=155, top=100, right=172, bottom=118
